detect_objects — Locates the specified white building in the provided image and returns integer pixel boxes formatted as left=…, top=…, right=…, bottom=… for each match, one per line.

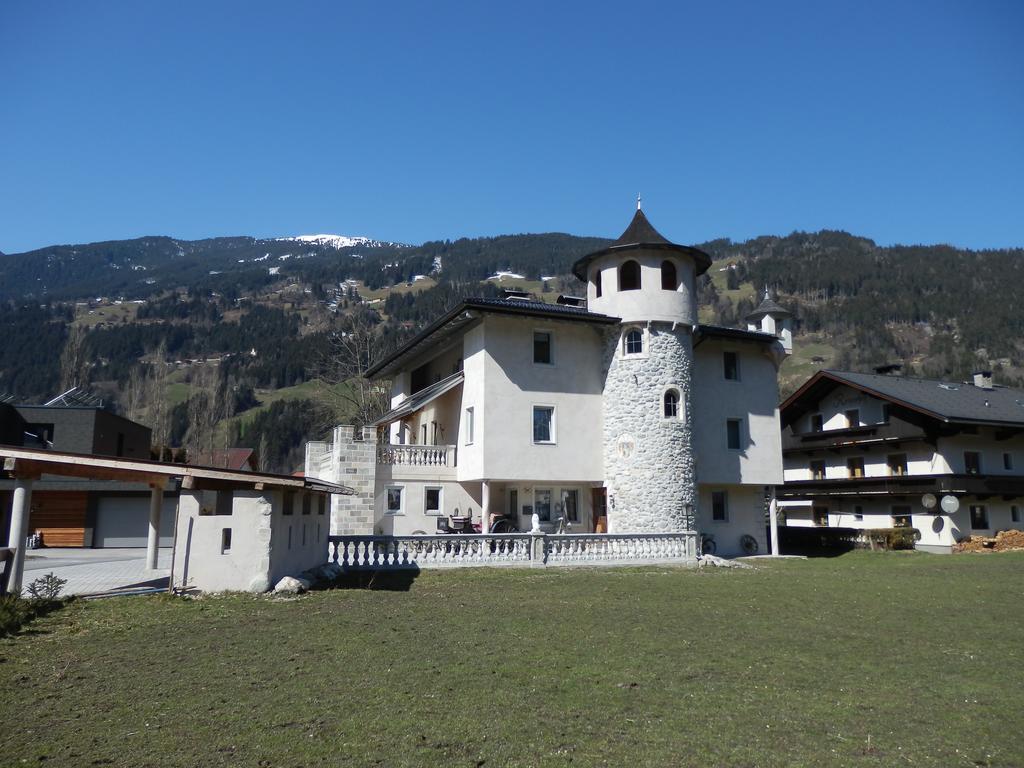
left=777, top=369, right=1024, bottom=553
left=309, top=208, right=792, bottom=558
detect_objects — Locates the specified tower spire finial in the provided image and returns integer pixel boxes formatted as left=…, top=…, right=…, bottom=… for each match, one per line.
left=637, top=193, right=642, bottom=211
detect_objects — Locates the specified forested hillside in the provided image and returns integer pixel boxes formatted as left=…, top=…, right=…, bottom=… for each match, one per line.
left=1, top=228, right=1020, bottom=472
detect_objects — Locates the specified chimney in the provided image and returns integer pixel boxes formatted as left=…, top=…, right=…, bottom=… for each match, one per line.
left=972, top=370, right=993, bottom=390
left=874, top=363, right=903, bottom=376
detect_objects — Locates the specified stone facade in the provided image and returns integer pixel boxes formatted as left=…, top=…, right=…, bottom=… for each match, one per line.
left=602, top=324, right=696, bottom=533
left=326, top=426, right=378, bottom=536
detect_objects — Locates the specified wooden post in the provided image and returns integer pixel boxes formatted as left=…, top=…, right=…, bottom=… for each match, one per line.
left=769, top=491, right=780, bottom=557
left=146, top=482, right=164, bottom=570
left=6, top=477, right=35, bottom=595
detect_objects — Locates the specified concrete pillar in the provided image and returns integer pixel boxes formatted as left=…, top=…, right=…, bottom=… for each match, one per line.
left=769, top=492, right=780, bottom=557
left=6, top=478, right=34, bottom=595
left=146, top=483, right=163, bottom=570
left=481, top=480, right=491, bottom=531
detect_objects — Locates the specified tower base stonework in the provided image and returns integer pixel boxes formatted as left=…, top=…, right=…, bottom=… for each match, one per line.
left=327, top=426, right=378, bottom=536
left=602, top=324, right=696, bottom=533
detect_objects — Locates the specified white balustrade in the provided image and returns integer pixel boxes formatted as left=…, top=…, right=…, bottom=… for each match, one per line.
left=376, top=444, right=456, bottom=467
left=328, top=531, right=697, bottom=569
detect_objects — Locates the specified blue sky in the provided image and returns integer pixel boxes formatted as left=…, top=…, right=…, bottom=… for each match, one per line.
left=1, top=0, right=1022, bottom=253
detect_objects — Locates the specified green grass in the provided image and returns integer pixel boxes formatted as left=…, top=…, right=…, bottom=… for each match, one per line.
left=2, top=552, right=1022, bottom=767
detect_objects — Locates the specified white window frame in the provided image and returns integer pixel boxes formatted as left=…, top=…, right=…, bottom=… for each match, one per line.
left=559, top=488, right=580, bottom=523
left=723, top=350, right=740, bottom=381
left=621, top=325, right=647, bottom=359
left=424, top=486, right=443, bottom=516
left=661, top=385, right=684, bottom=421
left=533, top=329, right=554, bottom=366
left=711, top=490, right=729, bottom=523
left=464, top=406, right=474, bottom=445
left=532, top=405, right=556, bottom=445
left=534, top=488, right=553, bottom=522
left=385, top=486, right=404, bottom=516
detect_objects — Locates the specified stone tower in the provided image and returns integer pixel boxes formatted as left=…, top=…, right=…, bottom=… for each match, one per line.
left=572, top=205, right=712, bottom=533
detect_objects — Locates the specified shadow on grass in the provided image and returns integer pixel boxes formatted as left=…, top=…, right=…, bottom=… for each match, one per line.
left=0, top=596, right=73, bottom=639
left=330, top=567, right=422, bottom=592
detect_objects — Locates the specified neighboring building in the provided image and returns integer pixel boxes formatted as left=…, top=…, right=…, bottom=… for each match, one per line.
left=777, top=369, right=1024, bottom=553
left=308, top=207, right=793, bottom=557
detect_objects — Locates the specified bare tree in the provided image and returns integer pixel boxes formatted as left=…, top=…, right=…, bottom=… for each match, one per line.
left=315, top=308, right=390, bottom=429
left=59, top=325, right=90, bottom=391
left=146, top=342, right=172, bottom=459
left=124, top=365, right=147, bottom=423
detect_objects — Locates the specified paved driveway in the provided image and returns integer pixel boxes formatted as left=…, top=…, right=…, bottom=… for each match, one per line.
left=21, top=547, right=172, bottom=597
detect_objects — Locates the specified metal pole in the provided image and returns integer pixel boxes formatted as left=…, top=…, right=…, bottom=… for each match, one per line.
left=6, top=478, right=34, bottom=595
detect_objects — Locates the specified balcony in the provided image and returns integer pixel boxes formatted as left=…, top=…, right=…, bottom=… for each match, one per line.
left=376, top=444, right=458, bottom=478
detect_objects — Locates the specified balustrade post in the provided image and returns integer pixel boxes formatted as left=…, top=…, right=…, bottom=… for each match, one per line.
left=530, top=531, right=546, bottom=567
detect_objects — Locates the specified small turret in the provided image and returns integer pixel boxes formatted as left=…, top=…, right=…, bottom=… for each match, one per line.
left=745, top=287, right=793, bottom=354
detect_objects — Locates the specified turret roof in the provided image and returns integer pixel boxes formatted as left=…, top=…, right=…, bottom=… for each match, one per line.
left=572, top=207, right=712, bottom=280
left=744, top=288, right=792, bottom=321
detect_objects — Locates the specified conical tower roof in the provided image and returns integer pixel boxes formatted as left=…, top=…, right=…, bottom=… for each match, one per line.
left=744, top=287, right=792, bottom=321
left=572, top=205, right=712, bottom=280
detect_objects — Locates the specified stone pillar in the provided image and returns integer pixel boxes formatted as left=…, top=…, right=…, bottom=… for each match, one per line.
left=6, top=477, right=34, bottom=596
left=769, top=493, right=780, bottom=557
left=330, top=425, right=379, bottom=536
left=146, top=482, right=164, bottom=570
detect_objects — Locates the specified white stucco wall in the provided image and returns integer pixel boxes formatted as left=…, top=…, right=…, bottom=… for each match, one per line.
left=696, top=483, right=767, bottom=557
left=693, top=340, right=783, bottom=485
left=586, top=251, right=698, bottom=326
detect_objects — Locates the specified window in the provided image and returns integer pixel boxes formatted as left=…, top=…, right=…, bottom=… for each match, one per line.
left=594, top=269, right=602, bottom=298
left=660, top=260, right=677, bottom=290
left=508, top=489, right=518, bottom=517
left=283, top=492, right=294, bottom=516
left=723, top=351, right=739, bottom=381
left=810, top=414, right=824, bottom=433
left=965, top=451, right=981, bottom=475
left=853, top=505, right=864, bottom=522
left=386, top=486, right=404, bottom=515
left=1004, top=453, right=1014, bottom=471
left=880, top=403, right=891, bottom=424
left=424, top=487, right=442, bottom=515
left=534, top=489, right=552, bottom=522
left=624, top=328, right=643, bottom=356
left=301, top=493, right=311, bottom=515
left=711, top=491, right=728, bottom=522
left=420, top=423, right=427, bottom=445
left=969, top=504, right=989, bottom=530
left=533, top=331, right=552, bottom=364
left=847, top=457, right=865, bottom=478
left=813, top=506, right=829, bottom=527
left=887, top=454, right=908, bottom=477
left=1012, top=505, right=1020, bottom=523
left=221, top=528, right=232, bottom=555
left=892, top=505, right=912, bottom=528
left=663, top=389, right=680, bottom=419
left=726, top=419, right=742, bottom=450
left=619, top=260, right=641, bottom=291
left=561, top=489, right=579, bottom=522
left=317, top=495, right=326, bottom=515
left=810, top=460, right=826, bottom=480
left=465, top=407, right=474, bottom=445
left=845, top=409, right=860, bottom=428
left=533, top=406, right=555, bottom=443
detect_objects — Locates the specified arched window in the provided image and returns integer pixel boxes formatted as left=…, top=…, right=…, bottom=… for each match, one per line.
left=624, top=328, right=643, bottom=356
left=619, top=260, right=641, bottom=291
left=661, top=260, right=677, bottom=290
left=663, top=389, right=680, bottom=419
left=594, top=268, right=602, bottom=298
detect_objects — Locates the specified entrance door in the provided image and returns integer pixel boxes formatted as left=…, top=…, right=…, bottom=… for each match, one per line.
left=592, top=488, right=608, bottom=533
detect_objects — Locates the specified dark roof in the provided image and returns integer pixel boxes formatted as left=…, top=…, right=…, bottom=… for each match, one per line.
left=744, top=289, right=792, bottom=321
left=571, top=208, right=713, bottom=280
left=781, top=369, right=1024, bottom=427
left=694, top=325, right=780, bottom=347
left=364, top=298, right=620, bottom=378
left=371, top=371, right=464, bottom=426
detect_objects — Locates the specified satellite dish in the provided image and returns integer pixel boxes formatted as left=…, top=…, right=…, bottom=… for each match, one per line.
left=940, top=495, right=960, bottom=515
left=921, top=493, right=938, bottom=510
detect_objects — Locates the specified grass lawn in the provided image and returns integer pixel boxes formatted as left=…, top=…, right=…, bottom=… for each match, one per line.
left=2, top=552, right=1022, bottom=767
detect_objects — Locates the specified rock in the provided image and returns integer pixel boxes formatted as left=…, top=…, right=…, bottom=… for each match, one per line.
left=273, top=576, right=311, bottom=594
left=698, top=554, right=753, bottom=569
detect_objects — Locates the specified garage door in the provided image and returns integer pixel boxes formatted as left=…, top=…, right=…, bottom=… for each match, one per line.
left=94, top=496, right=178, bottom=548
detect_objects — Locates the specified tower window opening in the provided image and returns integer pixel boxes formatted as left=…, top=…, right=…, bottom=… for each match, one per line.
left=660, top=260, right=677, bottom=290
left=663, top=389, right=680, bottom=419
left=624, top=328, right=643, bottom=356
left=594, top=269, right=602, bottom=298
left=619, top=260, right=641, bottom=291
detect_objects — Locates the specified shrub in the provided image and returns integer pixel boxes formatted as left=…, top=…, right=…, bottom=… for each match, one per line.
left=0, top=595, right=33, bottom=638
left=26, top=572, right=67, bottom=601
left=862, top=527, right=921, bottom=551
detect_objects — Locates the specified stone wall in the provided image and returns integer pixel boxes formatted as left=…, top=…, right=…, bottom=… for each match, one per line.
left=602, top=324, right=696, bottom=532
left=327, top=426, right=378, bottom=536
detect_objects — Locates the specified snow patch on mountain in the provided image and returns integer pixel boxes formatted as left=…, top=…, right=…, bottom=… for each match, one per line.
left=276, top=234, right=405, bottom=249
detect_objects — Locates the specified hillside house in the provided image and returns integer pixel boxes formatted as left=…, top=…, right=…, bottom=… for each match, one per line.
left=308, top=207, right=794, bottom=557
left=777, top=369, right=1024, bottom=553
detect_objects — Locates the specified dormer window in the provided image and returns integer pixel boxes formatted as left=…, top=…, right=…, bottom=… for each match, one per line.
left=594, top=269, right=602, bottom=298
left=619, top=260, right=641, bottom=291
left=661, top=260, right=677, bottom=290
